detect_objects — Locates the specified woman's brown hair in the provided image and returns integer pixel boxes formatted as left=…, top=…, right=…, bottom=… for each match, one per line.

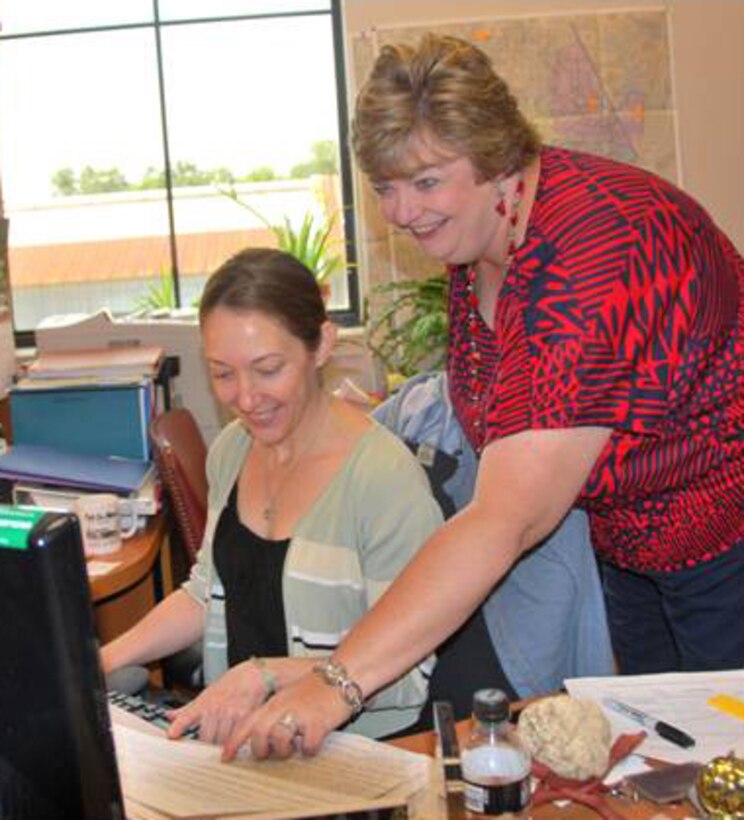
left=352, top=33, right=540, bottom=181
left=199, top=247, right=327, bottom=351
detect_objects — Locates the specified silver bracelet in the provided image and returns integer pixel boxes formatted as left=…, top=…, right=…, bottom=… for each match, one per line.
left=249, top=656, right=277, bottom=699
left=312, top=659, right=364, bottom=716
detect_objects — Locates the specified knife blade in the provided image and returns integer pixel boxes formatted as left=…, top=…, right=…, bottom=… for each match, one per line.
left=433, top=701, right=467, bottom=820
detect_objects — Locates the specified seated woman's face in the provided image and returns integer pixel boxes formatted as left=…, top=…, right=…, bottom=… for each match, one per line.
left=202, top=306, right=322, bottom=446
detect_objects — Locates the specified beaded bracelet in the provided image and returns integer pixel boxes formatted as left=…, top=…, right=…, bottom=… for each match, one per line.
left=249, top=656, right=277, bottom=700
left=312, top=659, right=364, bottom=716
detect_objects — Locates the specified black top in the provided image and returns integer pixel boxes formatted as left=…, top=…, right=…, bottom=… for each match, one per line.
left=212, top=483, right=290, bottom=667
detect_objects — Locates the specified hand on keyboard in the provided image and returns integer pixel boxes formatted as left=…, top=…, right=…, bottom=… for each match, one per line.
left=108, top=690, right=199, bottom=739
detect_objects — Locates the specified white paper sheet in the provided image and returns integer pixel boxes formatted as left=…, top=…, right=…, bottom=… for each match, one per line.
left=113, top=720, right=430, bottom=819
left=566, top=670, right=744, bottom=764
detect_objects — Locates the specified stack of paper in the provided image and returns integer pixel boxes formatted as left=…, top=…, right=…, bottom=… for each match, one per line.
left=113, top=721, right=431, bottom=820
left=22, top=345, right=164, bottom=384
left=566, top=669, right=744, bottom=764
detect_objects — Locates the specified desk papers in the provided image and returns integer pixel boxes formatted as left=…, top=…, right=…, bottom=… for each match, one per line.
left=113, top=721, right=431, bottom=820
left=25, top=345, right=164, bottom=381
left=566, top=670, right=744, bottom=764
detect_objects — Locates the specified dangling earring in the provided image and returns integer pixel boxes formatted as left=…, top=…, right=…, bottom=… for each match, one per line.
left=495, top=179, right=507, bottom=216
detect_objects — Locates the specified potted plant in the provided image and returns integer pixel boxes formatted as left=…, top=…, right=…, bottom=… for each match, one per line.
left=135, top=268, right=176, bottom=312
left=366, top=274, right=448, bottom=380
left=134, top=268, right=201, bottom=313
left=223, top=188, right=345, bottom=296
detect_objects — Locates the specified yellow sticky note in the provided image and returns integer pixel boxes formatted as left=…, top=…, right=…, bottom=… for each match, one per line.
left=708, top=694, right=744, bottom=722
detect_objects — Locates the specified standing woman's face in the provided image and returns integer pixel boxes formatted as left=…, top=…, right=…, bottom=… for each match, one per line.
left=202, top=306, right=327, bottom=447
left=369, top=135, right=503, bottom=268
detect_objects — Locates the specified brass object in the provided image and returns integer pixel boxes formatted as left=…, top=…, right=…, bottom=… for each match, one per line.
left=696, top=752, right=744, bottom=818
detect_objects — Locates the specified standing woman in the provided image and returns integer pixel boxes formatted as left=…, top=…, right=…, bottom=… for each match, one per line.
left=222, top=34, right=744, bottom=760
left=102, top=247, right=443, bottom=743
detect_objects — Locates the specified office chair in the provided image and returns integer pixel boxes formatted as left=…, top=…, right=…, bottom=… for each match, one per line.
left=148, top=407, right=209, bottom=692
left=150, top=407, right=208, bottom=567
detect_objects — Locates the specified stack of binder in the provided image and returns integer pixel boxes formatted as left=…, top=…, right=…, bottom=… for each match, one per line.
left=10, top=346, right=164, bottom=461
left=1, top=346, right=165, bottom=519
left=0, top=444, right=159, bottom=525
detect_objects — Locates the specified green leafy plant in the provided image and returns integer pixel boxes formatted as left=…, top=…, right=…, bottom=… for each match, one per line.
left=366, top=274, right=448, bottom=377
left=134, top=269, right=201, bottom=312
left=135, top=269, right=176, bottom=311
left=223, top=188, right=345, bottom=284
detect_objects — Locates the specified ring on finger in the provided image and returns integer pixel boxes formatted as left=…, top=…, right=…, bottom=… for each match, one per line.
left=277, top=712, right=300, bottom=735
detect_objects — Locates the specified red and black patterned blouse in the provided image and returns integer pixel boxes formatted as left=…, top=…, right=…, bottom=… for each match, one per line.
left=448, top=146, right=744, bottom=573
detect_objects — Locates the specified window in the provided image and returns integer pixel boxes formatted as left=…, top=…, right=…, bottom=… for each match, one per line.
left=0, top=0, right=357, bottom=342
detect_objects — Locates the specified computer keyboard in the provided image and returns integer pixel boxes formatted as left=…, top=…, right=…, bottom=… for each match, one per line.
left=107, top=690, right=200, bottom=739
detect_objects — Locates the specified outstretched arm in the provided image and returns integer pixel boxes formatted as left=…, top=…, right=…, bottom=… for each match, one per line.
left=100, top=588, right=206, bottom=675
left=221, top=425, right=611, bottom=760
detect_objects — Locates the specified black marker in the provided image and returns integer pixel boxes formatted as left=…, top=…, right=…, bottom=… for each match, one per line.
left=603, top=698, right=696, bottom=749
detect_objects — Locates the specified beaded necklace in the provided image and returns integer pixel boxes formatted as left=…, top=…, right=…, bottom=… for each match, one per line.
left=463, top=171, right=526, bottom=408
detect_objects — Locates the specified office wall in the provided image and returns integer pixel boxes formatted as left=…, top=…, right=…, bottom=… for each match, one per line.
left=341, top=0, right=744, bottom=298
left=0, top=188, right=13, bottom=393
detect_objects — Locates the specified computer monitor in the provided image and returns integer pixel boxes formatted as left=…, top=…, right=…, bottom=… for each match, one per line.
left=0, top=505, right=124, bottom=820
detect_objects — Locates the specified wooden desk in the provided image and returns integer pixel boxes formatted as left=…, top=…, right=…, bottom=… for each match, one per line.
left=89, top=513, right=171, bottom=645
left=389, top=719, right=696, bottom=819
left=112, top=707, right=697, bottom=820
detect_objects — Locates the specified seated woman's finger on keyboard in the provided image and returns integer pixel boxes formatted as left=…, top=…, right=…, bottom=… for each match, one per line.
left=166, top=703, right=200, bottom=739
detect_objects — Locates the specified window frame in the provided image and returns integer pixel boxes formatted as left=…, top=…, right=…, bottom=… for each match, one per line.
left=0, top=0, right=359, bottom=349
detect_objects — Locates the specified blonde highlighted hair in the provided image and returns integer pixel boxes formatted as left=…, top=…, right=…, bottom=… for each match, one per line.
left=352, top=33, right=540, bottom=181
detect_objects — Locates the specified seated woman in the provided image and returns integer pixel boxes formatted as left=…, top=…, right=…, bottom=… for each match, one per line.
left=101, top=247, right=443, bottom=743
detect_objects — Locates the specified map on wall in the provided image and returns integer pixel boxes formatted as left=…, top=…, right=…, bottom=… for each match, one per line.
left=352, top=10, right=677, bottom=284
left=353, top=9, right=676, bottom=181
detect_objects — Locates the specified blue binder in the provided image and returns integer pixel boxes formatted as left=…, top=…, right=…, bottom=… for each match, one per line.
left=10, top=380, right=152, bottom=461
left=0, top=444, right=151, bottom=494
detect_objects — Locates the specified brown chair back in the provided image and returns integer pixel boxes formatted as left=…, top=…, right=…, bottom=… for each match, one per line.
left=150, top=408, right=208, bottom=566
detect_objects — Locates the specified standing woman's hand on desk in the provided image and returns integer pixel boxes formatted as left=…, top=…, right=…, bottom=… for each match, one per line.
left=167, top=657, right=315, bottom=745
left=221, top=672, right=354, bottom=761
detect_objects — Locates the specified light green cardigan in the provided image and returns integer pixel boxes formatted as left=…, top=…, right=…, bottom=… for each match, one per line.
left=182, top=418, right=443, bottom=738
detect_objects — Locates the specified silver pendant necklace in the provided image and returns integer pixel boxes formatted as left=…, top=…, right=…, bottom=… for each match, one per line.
left=259, top=398, right=332, bottom=538
left=261, top=444, right=306, bottom=538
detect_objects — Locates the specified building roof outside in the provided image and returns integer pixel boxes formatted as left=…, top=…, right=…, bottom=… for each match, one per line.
left=7, top=175, right=339, bottom=288
left=9, top=227, right=273, bottom=287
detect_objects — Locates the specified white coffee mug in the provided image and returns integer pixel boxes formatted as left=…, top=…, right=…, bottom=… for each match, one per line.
left=73, top=493, right=138, bottom=556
